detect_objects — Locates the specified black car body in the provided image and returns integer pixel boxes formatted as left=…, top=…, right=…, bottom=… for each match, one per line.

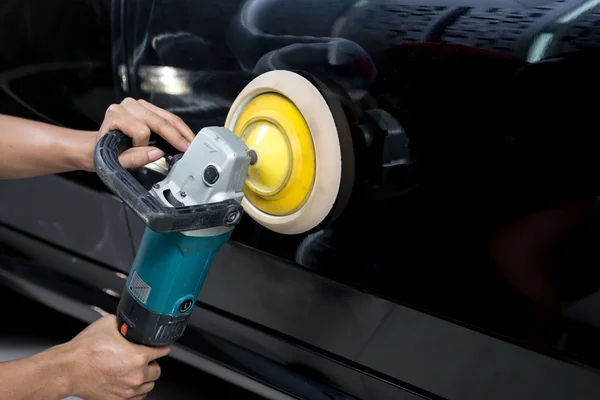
left=2, top=0, right=600, bottom=398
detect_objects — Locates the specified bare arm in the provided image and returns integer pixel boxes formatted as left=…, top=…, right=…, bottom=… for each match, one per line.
left=0, top=98, right=195, bottom=179
left=0, top=114, right=95, bottom=179
left=0, top=345, right=71, bottom=400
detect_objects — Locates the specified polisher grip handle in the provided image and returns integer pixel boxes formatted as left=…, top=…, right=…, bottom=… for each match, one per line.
left=94, top=130, right=243, bottom=233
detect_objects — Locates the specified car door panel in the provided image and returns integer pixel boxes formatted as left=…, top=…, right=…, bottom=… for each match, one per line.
left=0, top=175, right=135, bottom=270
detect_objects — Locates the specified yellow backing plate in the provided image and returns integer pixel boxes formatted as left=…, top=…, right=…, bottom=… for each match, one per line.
left=232, top=93, right=316, bottom=216
left=225, top=70, right=342, bottom=235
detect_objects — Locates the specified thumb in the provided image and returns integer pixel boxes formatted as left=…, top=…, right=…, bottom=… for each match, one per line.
left=141, top=344, right=172, bottom=361
left=119, top=147, right=164, bottom=169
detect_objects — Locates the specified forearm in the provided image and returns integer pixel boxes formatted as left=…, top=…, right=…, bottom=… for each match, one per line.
left=0, top=344, right=72, bottom=400
left=0, top=114, right=96, bottom=179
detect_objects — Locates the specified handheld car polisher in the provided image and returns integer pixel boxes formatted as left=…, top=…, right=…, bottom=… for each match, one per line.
left=93, top=70, right=355, bottom=346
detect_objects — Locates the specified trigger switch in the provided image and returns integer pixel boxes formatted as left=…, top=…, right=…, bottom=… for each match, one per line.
left=203, top=165, right=219, bottom=186
left=167, top=153, right=184, bottom=167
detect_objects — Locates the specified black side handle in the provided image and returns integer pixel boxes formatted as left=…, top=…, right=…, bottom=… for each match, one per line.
left=93, top=130, right=243, bottom=233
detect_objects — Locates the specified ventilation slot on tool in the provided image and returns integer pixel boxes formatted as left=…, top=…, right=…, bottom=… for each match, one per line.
left=155, top=321, right=186, bottom=341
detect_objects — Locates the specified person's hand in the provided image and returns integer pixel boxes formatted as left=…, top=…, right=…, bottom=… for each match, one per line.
left=60, top=314, right=171, bottom=400
left=82, top=97, right=196, bottom=171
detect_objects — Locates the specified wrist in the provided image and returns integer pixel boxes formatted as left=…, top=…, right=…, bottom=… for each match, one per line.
left=28, top=344, right=74, bottom=399
left=68, top=130, right=99, bottom=172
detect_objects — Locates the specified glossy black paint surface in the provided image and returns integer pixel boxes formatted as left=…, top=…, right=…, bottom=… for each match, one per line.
left=115, top=0, right=600, bottom=349
left=3, top=0, right=600, bottom=398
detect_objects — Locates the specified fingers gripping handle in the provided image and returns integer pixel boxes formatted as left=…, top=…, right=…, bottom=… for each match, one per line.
left=93, top=130, right=243, bottom=233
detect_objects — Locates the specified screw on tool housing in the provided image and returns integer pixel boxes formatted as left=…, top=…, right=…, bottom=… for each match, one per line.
left=226, top=210, right=240, bottom=224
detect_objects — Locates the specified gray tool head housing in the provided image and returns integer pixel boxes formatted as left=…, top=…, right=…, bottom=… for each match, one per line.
left=151, top=126, right=251, bottom=236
